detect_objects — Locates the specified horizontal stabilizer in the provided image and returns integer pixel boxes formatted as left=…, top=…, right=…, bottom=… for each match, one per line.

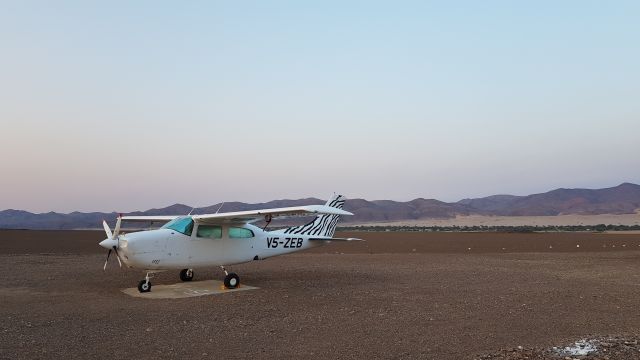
left=308, top=237, right=364, bottom=241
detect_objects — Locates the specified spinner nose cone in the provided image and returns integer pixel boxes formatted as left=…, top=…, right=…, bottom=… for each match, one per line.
left=99, top=238, right=118, bottom=249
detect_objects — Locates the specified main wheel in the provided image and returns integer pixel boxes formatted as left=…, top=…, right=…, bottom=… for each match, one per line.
left=179, top=269, right=194, bottom=282
left=223, top=272, right=240, bottom=289
left=138, top=280, right=152, bottom=293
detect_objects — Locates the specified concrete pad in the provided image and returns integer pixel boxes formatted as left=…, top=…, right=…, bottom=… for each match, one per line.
left=122, top=280, right=259, bottom=299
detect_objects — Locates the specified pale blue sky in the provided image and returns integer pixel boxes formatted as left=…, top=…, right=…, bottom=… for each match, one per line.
left=1, top=1, right=639, bottom=212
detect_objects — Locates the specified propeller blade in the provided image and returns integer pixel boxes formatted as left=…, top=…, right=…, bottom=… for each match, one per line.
left=113, top=246, right=122, bottom=268
left=103, top=249, right=112, bottom=271
left=102, top=220, right=113, bottom=239
left=113, top=216, right=121, bottom=239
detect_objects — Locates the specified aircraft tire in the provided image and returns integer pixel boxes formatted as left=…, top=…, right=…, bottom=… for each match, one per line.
left=180, top=269, right=194, bottom=282
left=224, top=273, right=240, bottom=289
left=138, top=280, right=151, bottom=293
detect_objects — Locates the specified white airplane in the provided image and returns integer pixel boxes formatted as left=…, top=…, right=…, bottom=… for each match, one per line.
left=99, top=195, right=359, bottom=292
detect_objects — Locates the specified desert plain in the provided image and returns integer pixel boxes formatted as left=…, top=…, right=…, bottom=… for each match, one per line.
left=2, top=230, right=640, bottom=359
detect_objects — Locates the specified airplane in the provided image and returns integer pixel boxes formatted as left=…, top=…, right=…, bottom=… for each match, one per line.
left=99, top=194, right=360, bottom=293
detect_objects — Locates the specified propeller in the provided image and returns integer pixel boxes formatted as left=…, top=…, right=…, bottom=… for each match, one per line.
left=100, top=216, right=122, bottom=270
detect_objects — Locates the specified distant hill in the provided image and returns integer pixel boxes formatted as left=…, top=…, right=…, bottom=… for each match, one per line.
left=1, top=183, right=639, bottom=229
left=346, top=198, right=472, bottom=222
left=457, top=183, right=640, bottom=216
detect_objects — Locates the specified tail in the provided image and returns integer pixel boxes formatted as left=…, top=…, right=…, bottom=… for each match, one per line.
left=281, top=194, right=346, bottom=237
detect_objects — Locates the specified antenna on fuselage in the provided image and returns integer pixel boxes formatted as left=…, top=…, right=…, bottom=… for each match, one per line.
left=215, top=202, right=225, bottom=214
left=187, top=207, right=195, bottom=216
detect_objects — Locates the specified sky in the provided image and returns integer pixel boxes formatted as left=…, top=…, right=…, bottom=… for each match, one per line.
left=1, top=1, right=639, bottom=213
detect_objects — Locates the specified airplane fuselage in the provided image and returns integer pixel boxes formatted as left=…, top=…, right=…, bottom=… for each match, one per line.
left=113, top=223, right=326, bottom=270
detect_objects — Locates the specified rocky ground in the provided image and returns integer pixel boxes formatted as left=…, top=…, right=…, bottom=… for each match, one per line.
left=477, top=336, right=640, bottom=359
left=2, top=231, right=640, bottom=359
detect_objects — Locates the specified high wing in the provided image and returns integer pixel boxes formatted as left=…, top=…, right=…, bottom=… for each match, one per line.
left=119, top=205, right=352, bottom=225
left=119, top=215, right=179, bottom=222
left=193, top=205, right=352, bottom=225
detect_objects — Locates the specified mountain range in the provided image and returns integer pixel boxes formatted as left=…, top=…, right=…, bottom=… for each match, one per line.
left=1, top=183, right=639, bottom=230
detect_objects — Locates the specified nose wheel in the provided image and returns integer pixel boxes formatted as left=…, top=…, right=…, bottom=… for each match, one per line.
left=137, top=272, right=152, bottom=293
left=221, top=266, right=240, bottom=289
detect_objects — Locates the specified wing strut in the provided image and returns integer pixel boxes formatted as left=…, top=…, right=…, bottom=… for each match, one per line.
left=262, top=214, right=273, bottom=230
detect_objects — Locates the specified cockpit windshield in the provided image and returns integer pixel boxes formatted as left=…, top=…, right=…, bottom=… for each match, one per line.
left=161, top=216, right=194, bottom=236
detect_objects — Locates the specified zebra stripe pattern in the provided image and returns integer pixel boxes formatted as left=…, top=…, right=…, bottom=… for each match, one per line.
left=283, top=195, right=346, bottom=237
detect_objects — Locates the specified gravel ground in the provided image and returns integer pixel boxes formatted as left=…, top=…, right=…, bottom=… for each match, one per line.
left=478, top=336, right=640, bottom=359
left=2, top=231, right=640, bottom=359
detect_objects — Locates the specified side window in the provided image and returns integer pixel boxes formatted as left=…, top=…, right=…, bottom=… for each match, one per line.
left=197, top=225, right=222, bottom=239
left=229, top=227, right=254, bottom=239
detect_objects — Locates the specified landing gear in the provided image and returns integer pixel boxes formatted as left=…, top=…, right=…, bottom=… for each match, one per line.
left=138, top=273, right=152, bottom=293
left=221, top=266, right=240, bottom=289
left=224, top=273, right=240, bottom=289
left=179, top=268, right=194, bottom=282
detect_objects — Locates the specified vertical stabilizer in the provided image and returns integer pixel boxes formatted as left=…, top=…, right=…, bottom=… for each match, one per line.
left=281, top=194, right=346, bottom=237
